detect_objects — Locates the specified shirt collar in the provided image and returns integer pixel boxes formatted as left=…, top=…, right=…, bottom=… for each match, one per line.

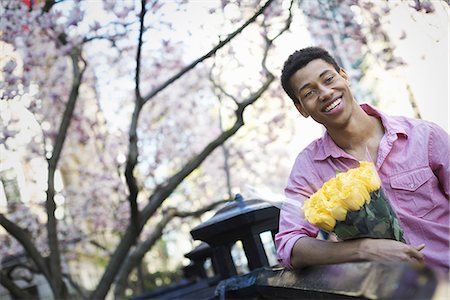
left=313, top=103, right=408, bottom=161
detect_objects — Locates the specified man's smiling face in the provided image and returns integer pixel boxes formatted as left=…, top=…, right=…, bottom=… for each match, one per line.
left=289, top=59, right=355, bottom=130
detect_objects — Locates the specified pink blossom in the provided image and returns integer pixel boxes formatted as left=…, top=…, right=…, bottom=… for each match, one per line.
left=3, top=60, right=17, bottom=73
left=421, top=1, right=435, bottom=13
left=90, top=21, right=101, bottom=31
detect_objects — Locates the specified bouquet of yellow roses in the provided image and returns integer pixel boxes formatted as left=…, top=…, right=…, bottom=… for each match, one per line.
left=303, top=161, right=404, bottom=242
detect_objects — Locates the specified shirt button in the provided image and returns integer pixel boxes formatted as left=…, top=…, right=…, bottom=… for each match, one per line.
left=409, top=183, right=415, bottom=188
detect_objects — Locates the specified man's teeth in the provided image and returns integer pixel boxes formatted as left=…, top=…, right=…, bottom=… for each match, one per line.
left=324, top=98, right=342, bottom=112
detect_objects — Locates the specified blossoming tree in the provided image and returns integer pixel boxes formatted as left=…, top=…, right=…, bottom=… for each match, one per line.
left=1, top=0, right=296, bottom=298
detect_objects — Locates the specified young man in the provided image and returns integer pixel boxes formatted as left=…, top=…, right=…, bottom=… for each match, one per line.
left=275, top=47, right=449, bottom=274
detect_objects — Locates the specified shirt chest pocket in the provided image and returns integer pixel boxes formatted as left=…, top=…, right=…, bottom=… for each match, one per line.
left=389, top=167, right=436, bottom=218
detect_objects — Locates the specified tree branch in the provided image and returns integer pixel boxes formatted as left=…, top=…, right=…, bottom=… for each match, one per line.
left=47, top=49, right=86, bottom=178
left=208, top=66, right=239, bottom=105
left=64, top=273, right=88, bottom=300
left=261, top=0, right=294, bottom=73
left=42, top=0, right=56, bottom=13
left=124, top=0, right=147, bottom=241
left=90, top=240, right=111, bottom=255
left=140, top=74, right=274, bottom=228
left=272, top=0, right=294, bottom=41
left=45, top=48, right=86, bottom=299
left=0, top=270, right=33, bottom=300
left=141, top=0, right=275, bottom=104
left=113, top=199, right=229, bottom=298
left=135, top=0, right=146, bottom=101
left=0, top=214, right=51, bottom=284
left=173, top=198, right=229, bottom=218
left=208, top=64, right=237, bottom=198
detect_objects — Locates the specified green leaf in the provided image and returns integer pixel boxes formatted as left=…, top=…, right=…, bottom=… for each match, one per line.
left=372, top=221, right=389, bottom=237
left=364, top=205, right=376, bottom=220
left=334, top=223, right=360, bottom=240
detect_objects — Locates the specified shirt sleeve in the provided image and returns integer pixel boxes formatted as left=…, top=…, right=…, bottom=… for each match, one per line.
left=275, top=151, right=321, bottom=269
left=428, top=123, right=450, bottom=198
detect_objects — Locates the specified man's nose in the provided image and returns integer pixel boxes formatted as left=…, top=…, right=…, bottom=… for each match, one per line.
left=318, top=85, right=333, bottom=102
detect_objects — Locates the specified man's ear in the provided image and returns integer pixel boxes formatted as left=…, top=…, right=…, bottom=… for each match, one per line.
left=294, top=102, right=309, bottom=118
left=339, top=68, right=349, bottom=82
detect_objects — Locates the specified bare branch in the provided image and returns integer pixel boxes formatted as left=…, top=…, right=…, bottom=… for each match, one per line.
left=0, top=270, right=33, bottom=299
left=0, top=214, right=51, bottom=284
left=90, top=240, right=111, bottom=255
left=208, top=66, right=239, bottom=105
left=261, top=0, right=295, bottom=72
left=135, top=0, right=146, bottom=101
left=208, top=65, right=236, bottom=199
left=6, top=262, right=39, bottom=277
left=64, top=273, right=88, bottom=300
left=113, top=210, right=173, bottom=299
left=45, top=49, right=86, bottom=299
left=270, top=0, right=295, bottom=42
left=82, top=33, right=126, bottom=44
left=141, top=0, right=275, bottom=104
left=113, top=199, right=229, bottom=298
left=125, top=0, right=147, bottom=244
left=47, top=49, right=86, bottom=172
left=173, top=199, right=229, bottom=218
left=140, top=74, right=274, bottom=225
left=406, top=84, right=422, bottom=119
left=42, top=0, right=56, bottom=13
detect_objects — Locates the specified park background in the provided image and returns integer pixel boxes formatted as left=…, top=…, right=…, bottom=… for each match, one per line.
left=0, top=0, right=448, bottom=299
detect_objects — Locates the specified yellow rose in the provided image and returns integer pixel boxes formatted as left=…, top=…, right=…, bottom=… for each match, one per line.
left=341, top=180, right=370, bottom=210
left=315, top=214, right=336, bottom=232
left=321, top=177, right=338, bottom=199
left=304, top=191, right=336, bottom=231
left=303, top=193, right=317, bottom=217
left=355, top=161, right=381, bottom=192
left=308, top=210, right=336, bottom=232
left=335, top=171, right=352, bottom=187
left=355, top=180, right=371, bottom=204
left=330, top=204, right=347, bottom=221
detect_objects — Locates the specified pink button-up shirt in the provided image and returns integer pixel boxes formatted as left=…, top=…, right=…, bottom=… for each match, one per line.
left=275, top=104, right=450, bottom=273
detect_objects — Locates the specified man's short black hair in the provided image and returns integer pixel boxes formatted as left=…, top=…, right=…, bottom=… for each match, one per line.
left=281, top=47, right=340, bottom=104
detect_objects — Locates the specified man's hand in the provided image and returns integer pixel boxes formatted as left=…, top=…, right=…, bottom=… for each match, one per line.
left=359, top=239, right=425, bottom=263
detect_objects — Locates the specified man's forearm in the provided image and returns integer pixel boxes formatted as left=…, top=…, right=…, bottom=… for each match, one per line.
left=291, top=237, right=425, bottom=269
left=291, top=237, right=364, bottom=268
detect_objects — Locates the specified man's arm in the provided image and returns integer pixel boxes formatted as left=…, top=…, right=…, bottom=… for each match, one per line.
left=291, top=237, right=425, bottom=268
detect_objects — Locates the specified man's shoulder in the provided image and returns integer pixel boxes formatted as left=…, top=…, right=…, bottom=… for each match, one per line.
left=291, top=137, right=325, bottom=168
left=297, top=137, right=324, bottom=157
left=385, top=114, right=445, bottom=136
left=364, top=104, right=444, bottom=134
left=409, top=118, right=447, bottom=132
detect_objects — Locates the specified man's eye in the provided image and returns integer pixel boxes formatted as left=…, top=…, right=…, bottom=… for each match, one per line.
left=325, top=76, right=334, bottom=83
left=304, top=91, right=313, bottom=98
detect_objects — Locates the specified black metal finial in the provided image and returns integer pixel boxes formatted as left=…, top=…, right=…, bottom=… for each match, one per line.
left=234, top=193, right=245, bottom=208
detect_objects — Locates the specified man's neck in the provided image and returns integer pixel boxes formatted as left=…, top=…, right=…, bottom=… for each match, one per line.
left=327, top=106, right=384, bottom=161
